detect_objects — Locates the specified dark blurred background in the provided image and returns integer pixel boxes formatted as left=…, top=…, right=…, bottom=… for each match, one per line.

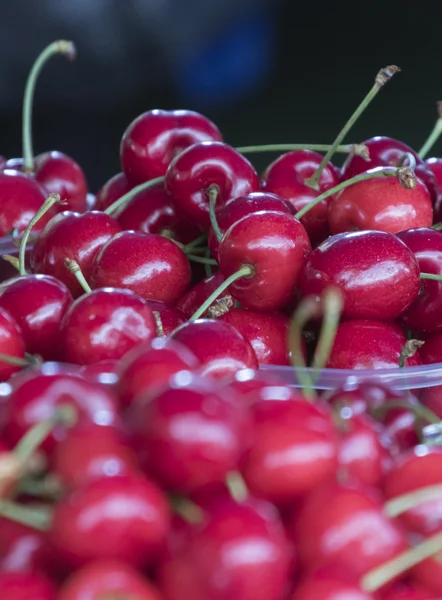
left=1, top=0, right=442, bottom=191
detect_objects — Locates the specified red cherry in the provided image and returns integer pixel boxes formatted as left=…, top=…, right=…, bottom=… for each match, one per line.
left=218, top=211, right=311, bottom=311
left=0, top=170, right=53, bottom=236
left=165, top=141, right=259, bottom=228
left=128, top=373, right=246, bottom=493
left=329, top=167, right=433, bottom=234
left=57, top=559, right=162, bottom=600
left=262, top=149, right=340, bottom=245
left=397, top=228, right=442, bottom=334
left=425, top=157, right=442, bottom=222
left=0, top=275, right=73, bottom=360
left=144, top=300, right=187, bottom=335
left=90, top=231, right=191, bottom=304
left=326, top=320, right=422, bottom=369
left=176, top=271, right=227, bottom=318
left=218, top=307, right=290, bottom=365
left=4, top=368, right=120, bottom=456
left=293, top=570, right=374, bottom=600
left=379, top=582, right=436, bottom=600
left=95, top=172, right=132, bottom=211
left=31, top=211, right=122, bottom=297
left=0, top=518, right=50, bottom=575
left=60, top=288, right=156, bottom=365
left=160, top=497, right=292, bottom=600
left=412, top=556, right=442, bottom=597
left=170, top=319, right=258, bottom=379
left=49, top=473, right=170, bottom=569
left=121, top=109, right=222, bottom=184
left=0, top=307, right=26, bottom=381
left=0, top=572, right=56, bottom=600
left=117, top=338, right=199, bottom=408
left=300, top=231, right=420, bottom=321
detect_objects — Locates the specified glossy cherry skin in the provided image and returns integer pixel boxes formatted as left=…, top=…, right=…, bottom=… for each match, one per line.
left=208, top=191, right=292, bottom=258
left=326, top=320, right=422, bottom=369
left=95, top=172, right=132, bottom=211
left=0, top=307, right=26, bottom=381
left=418, top=331, right=442, bottom=364
left=329, top=167, right=433, bottom=234
left=49, top=473, right=170, bottom=569
left=262, top=149, right=340, bottom=246
left=129, top=374, right=246, bottom=493
left=0, top=518, right=51, bottom=575
left=218, top=211, right=311, bottom=311
left=240, top=395, right=338, bottom=505
left=160, top=497, right=292, bottom=600
left=176, top=272, right=227, bottom=318
left=31, top=211, right=122, bottom=297
left=4, top=368, right=119, bottom=456
left=412, top=557, right=442, bottom=596
left=397, top=228, right=442, bottom=334
left=165, top=141, right=259, bottom=229
left=218, top=307, right=290, bottom=365
left=300, top=230, right=420, bottom=321
left=57, top=559, right=162, bottom=600
left=425, top=157, right=442, bottom=222
left=0, top=274, right=73, bottom=360
left=289, top=481, right=408, bottom=578
left=379, top=582, right=436, bottom=600
left=0, top=572, right=56, bottom=600
left=170, top=319, right=258, bottom=379
left=293, top=569, right=374, bottom=600
left=144, top=300, right=187, bottom=335
left=90, top=231, right=191, bottom=304
left=116, top=180, right=200, bottom=243
left=121, top=109, right=222, bottom=184
left=0, top=170, right=53, bottom=236
left=60, top=288, right=156, bottom=365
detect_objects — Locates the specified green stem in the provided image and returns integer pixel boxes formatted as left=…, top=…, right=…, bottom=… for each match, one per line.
left=226, top=471, right=248, bottom=502
left=0, top=500, right=52, bottom=531
left=64, top=259, right=92, bottom=293
left=104, top=176, right=165, bottom=216
left=184, top=234, right=207, bottom=251
left=189, top=265, right=254, bottom=322
left=311, top=288, right=344, bottom=372
left=432, top=222, right=442, bottom=231
left=372, top=399, right=440, bottom=426
left=169, top=495, right=204, bottom=524
left=236, top=143, right=369, bottom=158
left=23, top=41, right=76, bottom=172
left=304, top=65, right=400, bottom=190
left=19, top=193, right=60, bottom=275
left=186, top=254, right=218, bottom=266
left=361, top=531, right=442, bottom=593
left=385, top=483, right=442, bottom=518
left=2, top=255, right=20, bottom=272
left=0, top=353, right=33, bottom=368
left=418, top=101, right=442, bottom=159
left=208, top=185, right=223, bottom=242
left=420, top=272, right=442, bottom=281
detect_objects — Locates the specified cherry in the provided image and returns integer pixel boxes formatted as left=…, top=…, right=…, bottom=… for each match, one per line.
left=0, top=170, right=53, bottom=236
left=0, top=572, right=56, bottom=600
left=293, top=569, right=375, bottom=600
left=128, top=373, right=246, bottom=493
left=95, top=172, right=132, bottom=211
left=290, top=481, right=408, bottom=579
left=90, top=231, right=192, bottom=304
left=218, top=211, right=311, bottom=312
left=60, top=288, right=157, bottom=365
left=396, top=228, right=442, bottom=335
left=160, top=497, right=292, bottom=600
left=425, top=157, right=442, bottom=221
left=145, top=300, right=187, bottom=335
left=0, top=518, right=50, bottom=575
left=49, top=473, right=170, bottom=569
left=3, top=367, right=120, bottom=456
left=329, top=166, right=433, bottom=234
left=379, top=582, right=436, bottom=600
left=31, top=211, right=122, bottom=297
left=0, top=307, right=26, bottom=381
left=176, top=271, right=227, bottom=318
left=300, top=230, right=420, bottom=321
left=57, top=559, right=162, bottom=600
left=117, top=338, right=198, bottom=408
left=326, top=320, right=422, bottom=369
left=165, top=141, right=259, bottom=229
left=262, top=149, right=340, bottom=245
left=218, top=307, right=291, bottom=365
left=0, top=274, right=73, bottom=360
left=412, top=557, right=442, bottom=597
left=121, top=109, right=222, bottom=185
left=170, top=319, right=258, bottom=379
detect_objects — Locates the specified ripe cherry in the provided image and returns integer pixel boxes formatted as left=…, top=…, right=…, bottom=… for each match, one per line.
left=293, top=568, right=374, bottom=600
left=0, top=307, right=26, bottom=381
left=176, top=271, right=227, bottom=318
left=121, top=109, right=222, bottom=184
left=90, top=231, right=192, bottom=304
left=95, top=172, right=132, bottom=211
left=165, top=141, right=259, bottom=228
left=0, top=572, right=56, bottom=600
left=300, top=230, right=421, bottom=321
left=60, top=288, right=157, bottom=365
left=145, top=300, right=187, bottom=335
left=425, top=157, right=442, bottom=221
left=0, top=518, right=51, bottom=575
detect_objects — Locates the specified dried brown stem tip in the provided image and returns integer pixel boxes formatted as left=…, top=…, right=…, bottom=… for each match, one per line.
left=402, top=339, right=425, bottom=358
left=352, top=144, right=370, bottom=160
left=397, top=166, right=417, bottom=189
left=207, top=295, right=234, bottom=318
left=375, top=65, right=401, bottom=88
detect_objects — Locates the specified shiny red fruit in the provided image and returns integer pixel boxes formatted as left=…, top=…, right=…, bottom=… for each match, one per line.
left=176, top=272, right=227, bottom=319
left=95, top=172, right=132, bottom=211
left=425, top=157, right=442, bottom=221
left=0, top=307, right=26, bottom=381
left=293, top=569, right=374, bottom=600
left=144, top=300, right=187, bottom=335
left=0, top=572, right=56, bottom=600
left=0, top=518, right=50, bottom=575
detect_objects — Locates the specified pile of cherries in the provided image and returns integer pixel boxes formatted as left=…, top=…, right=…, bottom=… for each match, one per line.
left=1, top=41, right=442, bottom=599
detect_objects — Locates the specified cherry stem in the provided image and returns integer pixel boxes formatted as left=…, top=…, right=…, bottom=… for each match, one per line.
left=0, top=353, right=34, bottom=368
left=23, top=41, right=76, bottom=172
left=153, top=311, right=164, bottom=337
left=420, top=272, right=442, bottom=281
left=64, top=259, right=92, bottom=293
left=399, top=339, right=425, bottom=368
left=184, top=234, right=207, bottom=252
left=432, top=222, right=442, bottom=231
left=2, top=255, right=20, bottom=272
left=236, top=143, right=369, bottom=159
left=19, top=193, right=60, bottom=276
left=226, top=471, right=248, bottom=503
left=385, top=483, right=442, bottom=518
left=311, top=288, right=344, bottom=372
left=0, top=500, right=52, bottom=531
left=169, top=495, right=204, bottom=524
left=17, top=475, right=62, bottom=500
left=372, top=399, right=440, bottom=426
left=361, top=530, right=442, bottom=593
left=304, top=65, right=400, bottom=190
left=208, top=185, right=223, bottom=242
left=189, top=265, right=254, bottom=322
left=418, top=101, right=442, bottom=159
left=104, top=176, right=165, bottom=216
left=185, top=254, right=218, bottom=266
